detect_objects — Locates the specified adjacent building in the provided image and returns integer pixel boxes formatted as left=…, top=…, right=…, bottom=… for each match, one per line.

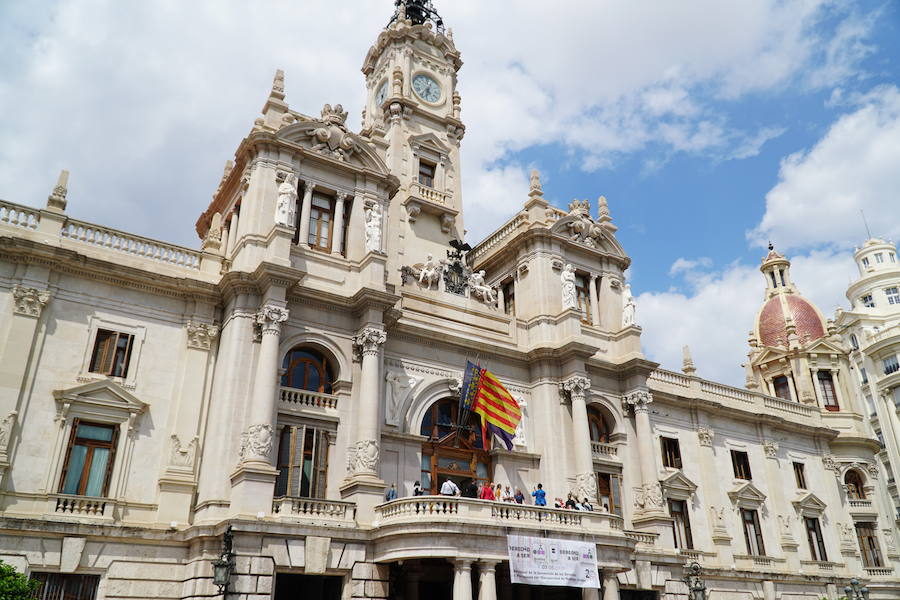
left=0, top=2, right=897, bottom=599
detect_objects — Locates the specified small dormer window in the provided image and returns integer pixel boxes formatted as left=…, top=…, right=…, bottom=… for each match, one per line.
left=769, top=271, right=778, bottom=288
left=862, top=257, right=870, bottom=267
left=779, top=269, right=786, bottom=286
left=875, top=253, right=884, bottom=264
left=861, top=294, right=875, bottom=308
left=418, top=160, right=436, bottom=188
left=773, top=375, right=792, bottom=401
left=885, top=286, right=900, bottom=305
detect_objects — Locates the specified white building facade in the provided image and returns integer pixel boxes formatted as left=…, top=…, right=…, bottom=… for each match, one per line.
left=0, top=3, right=898, bottom=599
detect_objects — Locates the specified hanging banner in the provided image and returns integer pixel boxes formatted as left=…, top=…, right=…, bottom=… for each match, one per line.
left=507, top=534, right=600, bottom=588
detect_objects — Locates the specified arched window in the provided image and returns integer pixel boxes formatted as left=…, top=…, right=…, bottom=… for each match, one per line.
left=419, top=398, right=490, bottom=494
left=420, top=398, right=458, bottom=441
left=850, top=334, right=859, bottom=350
left=281, top=347, right=335, bottom=393
left=587, top=407, right=611, bottom=443
left=845, top=470, right=866, bottom=500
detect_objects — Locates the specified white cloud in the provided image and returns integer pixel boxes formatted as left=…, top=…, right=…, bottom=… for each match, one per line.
left=751, top=85, right=900, bottom=250
left=640, top=248, right=857, bottom=385
left=0, top=0, right=877, bottom=245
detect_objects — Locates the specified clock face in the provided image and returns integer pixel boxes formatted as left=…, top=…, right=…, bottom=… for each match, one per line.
left=375, top=81, right=388, bottom=106
left=412, top=74, right=441, bottom=103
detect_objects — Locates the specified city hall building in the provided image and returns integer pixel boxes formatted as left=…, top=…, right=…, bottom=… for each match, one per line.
left=1, top=2, right=899, bottom=599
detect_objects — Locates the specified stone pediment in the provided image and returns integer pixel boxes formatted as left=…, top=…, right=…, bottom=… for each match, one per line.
left=53, top=380, right=148, bottom=430
left=727, top=481, right=766, bottom=506
left=792, top=491, right=827, bottom=514
left=276, top=121, right=390, bottom=174
left=550, top=214, right=626, bottom=257
left=408, top=132, right=451, bottom=155
left=660, top=470, right=698, bottom=500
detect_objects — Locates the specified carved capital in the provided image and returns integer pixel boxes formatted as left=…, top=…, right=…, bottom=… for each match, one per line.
left=354, top=328, right=386, bottom=357
left=185, top=321, right=219, bottom=350
left=12, top=285, right=50, bottom=317
left=559, top=376, right=591, bottom=403
left=623, top=390, right=653, bottom=413
left=239, top=424, right=274, bottom=462
left=255, top=305, right=289, bottom=336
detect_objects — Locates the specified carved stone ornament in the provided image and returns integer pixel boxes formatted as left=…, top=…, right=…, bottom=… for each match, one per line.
left=169, top=434, right=198, bottom=468
left=710, top=506, right=728, bottom=535
left=574, top=472, right=598, bottom=502
left=633, top=482, right=664, bottom=510
left=440, top=213, right=455, bottom=234
left=448, top=377, right=463, bottom=395
left=560, top=376, right=591, bottom=403
left=560, top=264, right=577, bottom=310
left=185, top=322, right=219, bottom=350
left=351, top=439, right=379, bottom=474
left=624, top=390, right=653, bottom=412
left=566, top=199, right=605, bottom=248
left=622, top=284, right=636, bottom=328
left=822, top=454, right=841, bottom=478
left=839, top=523, right=856, bottom=548
left=309, top=104, right=358, bottom=161
left=697, top=427, right=714, bottom=447
left=883, top=529, right=897, bottom=554
left=468, top=270, right=497, bottom=305
left=763, top=440, right=778, bottom=459
left=867, top=463, right=879, bottom=480
left=354, top=328, right=387, bottom=357
left=275, top=173, right=299, bottom=228
left=385, top=372, right=423, bottom=427
left=240, top=424, right=274, bottom=462
left=778, top=514, right=795, bottom=542
left=12, top=285, right=50, bottom=317
left=0, top=411, right=17, bottom=456
left=255, top=305, right=289, bottom=336
left=364, top=202, right=383, bottom=253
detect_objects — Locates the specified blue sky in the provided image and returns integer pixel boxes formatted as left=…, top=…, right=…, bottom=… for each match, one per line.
left=1, top=1, right=899, bottom=385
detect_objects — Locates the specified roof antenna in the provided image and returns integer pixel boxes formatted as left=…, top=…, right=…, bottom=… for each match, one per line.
left=861, top=209, right=872, bottom=239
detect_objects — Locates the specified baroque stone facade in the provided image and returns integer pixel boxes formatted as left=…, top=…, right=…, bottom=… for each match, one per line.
left=0, top=3, right=897, bottom=600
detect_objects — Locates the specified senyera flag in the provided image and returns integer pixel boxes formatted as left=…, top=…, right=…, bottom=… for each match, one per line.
left=461, top=361, right=521, bottom=450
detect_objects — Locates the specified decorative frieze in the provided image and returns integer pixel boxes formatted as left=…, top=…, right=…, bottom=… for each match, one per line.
left=185, top=321, right=219, bottom=350
left=573, top=472, right=597, bottom=502
left=349, top=439, right=379, bottom=475
left=239, top=424, right=274, bottom=462
left=633, top=482, right=664, bottom=510
left=12, top=285, right=50, bottom=317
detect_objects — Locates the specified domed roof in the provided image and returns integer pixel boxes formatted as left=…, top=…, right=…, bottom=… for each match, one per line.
left=757, top=295, right=827, bottom=347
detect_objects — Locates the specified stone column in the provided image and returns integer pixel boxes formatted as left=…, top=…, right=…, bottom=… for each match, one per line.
left=496, top=286, right=505, bottom=314
left=405, top=569, right=421, bottom=600
left=226, top=209, right=240, bottom=255
left=332, top=193, right=348, bottom=256
left=582, top=588, right=599, bottom=600
left=229, top=303, right=288, bottom=516
left=601, top=572, right=618, bottom=600
left=350, top=327, right=387, bottom=479
left=625, top=390, right=664, bottom=516
left=477, top=561, right=497, bottom=600
left=561, top=376, right=597, bottom=501
left=809, top=368, right=821, bottom=406
left=298, top=180, right=314, bottom=247
left=589, top=274, right=601, bottom=327
left=452, top=559, right=473, bottom=600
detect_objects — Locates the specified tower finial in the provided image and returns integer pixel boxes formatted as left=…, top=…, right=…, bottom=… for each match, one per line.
left=390, top=1, right=445, bottom=33
left=768, top=241, right=774, bottom=251
left=46, top=169, right=69, bottom=212
left=529, top=170, right=543, bottom=197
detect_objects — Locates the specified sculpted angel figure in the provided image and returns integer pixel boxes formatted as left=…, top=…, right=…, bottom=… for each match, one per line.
left=561, top=264, right=578, bottom=310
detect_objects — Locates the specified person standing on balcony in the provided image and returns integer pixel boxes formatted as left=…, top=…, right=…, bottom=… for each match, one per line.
left=440, top=478, right=460, bottom=496
left=514, top=488, right=526, bottom=504
left=385, top=483, right=397, bottom=501
left=532, top=483, right=547, bottom=506
left=413, top=481, right=424, bottom=496
left=494, top=483, right=503, bottom=500
left=502, top=485, right=514, bottom=502
left=480, top=481, right=495, bottom=500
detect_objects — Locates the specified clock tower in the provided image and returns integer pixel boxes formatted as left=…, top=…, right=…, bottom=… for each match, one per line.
left=361, top=0, right=466, bottom=275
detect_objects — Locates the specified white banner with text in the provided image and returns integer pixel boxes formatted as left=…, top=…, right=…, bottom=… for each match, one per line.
left=507, top=535, right=600, bottom=588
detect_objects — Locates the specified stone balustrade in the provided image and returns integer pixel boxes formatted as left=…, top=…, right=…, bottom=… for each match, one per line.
left=271, top=497, right=356, bottom=526
left=864, top=566, right=894, bottom=577
left=591, top=441, right=618, bottom=460
left=279, top=387, right=339, bottom=411
left=50, top=494, right=112, bottom=519
left=0, top=200, right=39, bottom=230
left=374, top=497, right=624, bottom=535
left=411, top=182, right=450, bottom=206
left=649, top=370, right=692, bottom=388
left=471, top=213, right=528, bottom=261
left=799, top=560, right=836, bottom=574
left=61, top=218, right=201, bottom=269
left=624, top=530, right=659, bottom=548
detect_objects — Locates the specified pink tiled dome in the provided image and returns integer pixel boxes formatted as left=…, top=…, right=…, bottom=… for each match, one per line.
left=757, top=295, right=826, bottom=347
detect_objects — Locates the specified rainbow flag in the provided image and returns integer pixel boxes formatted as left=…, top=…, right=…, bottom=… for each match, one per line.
left=461, top=361, right=521, bottom=450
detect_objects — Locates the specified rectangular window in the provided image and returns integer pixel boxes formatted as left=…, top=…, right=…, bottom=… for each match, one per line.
left=861, top=294, right=875, bottom=308
left=661, top=437, right=682, bottom=469
left=875, top=253, right=884, bottom=264
left=862, top=257, right=870, bottom=267
left=59, top=420, right=117, bottom=497
left=503, top=281, right=515, bottom=316
left=793, top=462, right=806, bottom=489
left=817, top=371, right=839, bottom=411
left=731, top=450, right=752, bottom=480
left=860, top=368, right=868, bottom=384
left=890, top=252, right=896, bottom=263
left=772, top=375, right=792, bottom=401
left=804, top=517, right=828, bottom=562
left=418, top=160, right=436, bottom=188
left=308, top=193, right=334, bottom=252
left=596, top=472, right=622, bottom=516
left=275, top=424, right=329, bottom=498
left=855, top=522, right=884, bottom=567
left=741, top=508, right=766, bottom=556
left=884, top=355, right=900, bottom=376
left=29, top=572, right=100, bottom=600
left=88, top=329, right=134, bottom=378
left=866, top=394, right=876, bottom=417
left=575, top=274, right=591, bottom=324
left=669, top=499, right=694, bottom=549
left=886, top=287, right=900, bottom=306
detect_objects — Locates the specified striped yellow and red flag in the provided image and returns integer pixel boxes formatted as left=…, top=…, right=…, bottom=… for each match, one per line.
left=463, top=361, right=521, bottom=450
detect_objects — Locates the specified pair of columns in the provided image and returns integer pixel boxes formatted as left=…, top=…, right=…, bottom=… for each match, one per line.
left=449, top=560, right=618, bottom=600
left=297, top=182, right=351, bottom=255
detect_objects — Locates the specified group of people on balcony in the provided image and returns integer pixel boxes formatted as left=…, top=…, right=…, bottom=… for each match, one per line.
left=384, top=480, right=599, bottom=512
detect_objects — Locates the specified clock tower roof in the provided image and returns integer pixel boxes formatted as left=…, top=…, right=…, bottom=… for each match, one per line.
left=363, top=1, right=461, bottom=76
left=389, top=0, right=446, bottom=34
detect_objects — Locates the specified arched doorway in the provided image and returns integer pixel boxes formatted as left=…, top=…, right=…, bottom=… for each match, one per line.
left=419, top=398, right=491, bottom=494
left=587, top=407, right=611, bottom=443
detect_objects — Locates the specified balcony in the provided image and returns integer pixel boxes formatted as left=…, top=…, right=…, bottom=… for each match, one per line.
left=374, top=497, right=624, bottom=536
left=848, top=498, right=877, bottom=515
left=271, top=497, right=356, bottom=527
left=864, top=566, right=894, bottom=577
left=591, top=441, right=619, bottom=461
left=733, top=554, right=785, bottom=570
left=278, top=387, right=339, bottom=415
left=799, top=560, right=837, bottom=575
left=48, top=494, right=115, bottom=521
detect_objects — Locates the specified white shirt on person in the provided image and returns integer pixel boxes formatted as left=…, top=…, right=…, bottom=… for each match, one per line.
left=440, top=480, right=460, bottom=496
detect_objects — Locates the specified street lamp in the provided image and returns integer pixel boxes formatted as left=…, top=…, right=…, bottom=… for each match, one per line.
left=211, top=526, right=234, bottom=596
left=844, top=578, right=869, bottom=600
left=683, top=562, right=707, bottom=600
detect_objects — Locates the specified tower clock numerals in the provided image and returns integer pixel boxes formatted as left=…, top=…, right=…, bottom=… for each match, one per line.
left=412, top=74, right=441, bottom=103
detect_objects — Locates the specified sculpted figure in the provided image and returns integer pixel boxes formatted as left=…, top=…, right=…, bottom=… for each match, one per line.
left=365, top=203, right=382, bottom=253
left=622, top=283, right=636, bottom=327
left=275, top=174, right=298, bottom=227
left=469, top=270, right=496, bottom=304
left=419, top=253, right=442, bottom=288
left=561, top=264, right=578, bottom=310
